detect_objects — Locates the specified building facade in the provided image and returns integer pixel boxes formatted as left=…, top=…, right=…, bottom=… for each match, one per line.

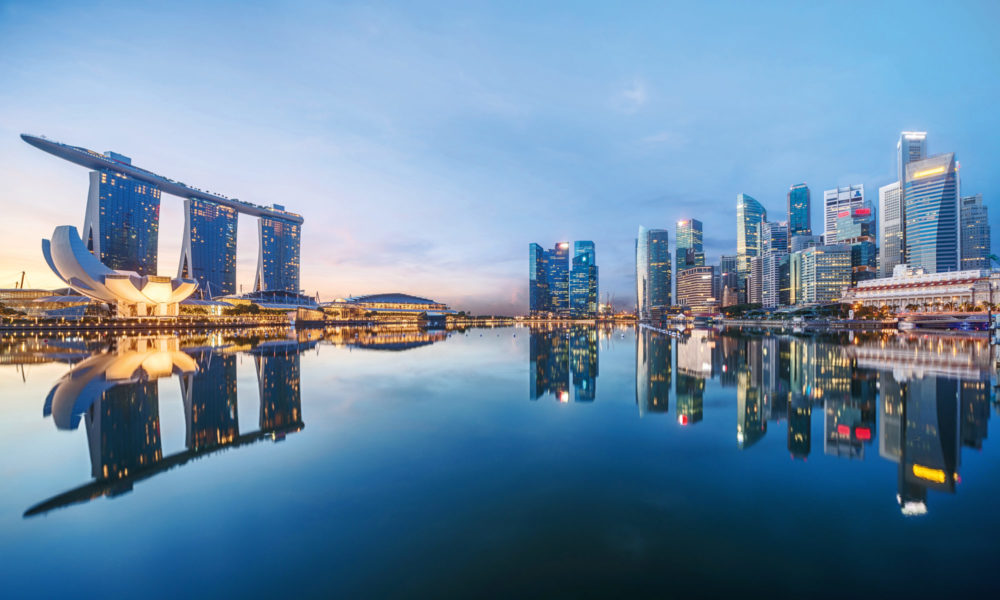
left=570, top=241, right=598, bottom=317
left=761, top=252, right=790, bottom=308
left=676, top=265, right=717, bottom=312
left=736, top=194, right=766, bottom=289
left=879, top=181, right=904, bottom=277
left=823, top=185, right=864, bottom=245
left=179, top=198, right=238, bottom=297
left=904, top=153, right=960, bottom=274
left=636, top=227, right=671, bottom=319
left=83, top=168, right=161, bottom=276
left=255, top=213, right=302, bottom=293
left=676, top=219, right=705, bottom=275
left=960, top=194, right=991, bottom=270
left=842, top=266, right=997, bottom=311
left=790, top=244, right=851, bottom=304
left=787, top=183, right=811, bottom=243
left=835, top=204, right=877, bottom=284
left=528, top=243, right=548, bottom=314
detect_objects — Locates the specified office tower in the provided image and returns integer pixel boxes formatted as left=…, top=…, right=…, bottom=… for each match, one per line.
left=676, top=265, right=717, bottom=312
left=905, top=153, right=960, bottom=274
left=823, top=185, right=864, bottom=244
left=528, top=243, right=549, bottom=314
left=790, top=235, right=822, bottom=253
left=676, top=218, right=705, bottom=277
left=570, top=241, right=598, bottom=317
left=255, top=213, right=302, bottom=292
left=545, top=242, right=571, bottom=314
left=736, top=194, right=766, bottom=288
left=761, top=252, right=790, bottom=308
left=761, top=221, right=788, bottom=257
left=636, top=227, right=671, bottom=319
left=179, top=198, right=238, bottom=297
left=792, top=245, right=851, bottom=304
left=879, top=181, right=905, bottom=277
left=835, top=204, right=877, bottom=284
left=83, top=167, right=161, bottom=275
left=898, top=131, right=928, bottom=184
left=960, top=194, right=991, bottom=270
left=635, top=328, right=671, bottom=415
left=719, top=254, right=739, bottom=297
left=748, top=256, right=763, bottom=304
left=787, top=184, right=812, bottom=243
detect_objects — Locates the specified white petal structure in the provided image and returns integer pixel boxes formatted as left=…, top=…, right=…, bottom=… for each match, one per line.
left=42, top=226, right=198, bottom=316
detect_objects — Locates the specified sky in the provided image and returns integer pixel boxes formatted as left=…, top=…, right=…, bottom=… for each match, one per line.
left=1, top=0, right=998, bottom=315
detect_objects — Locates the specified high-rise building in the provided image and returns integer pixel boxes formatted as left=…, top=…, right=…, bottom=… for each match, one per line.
left=719, top=255, right=739, bottom=298
left=736, top=194, right=766, bottom=287
left=570, top=241, right=598, bottom=317
left=835, top=204, right=877, bottom=284
left=636, top=227, right=671, bottom=320
left=761, top=252, right=790, bottom=308
left=762, top=221, right=788, bottom=256
left=748, top=256, right=763, bottom=304
left=823, top=185, right=864, bottom=244
left=960, top=194, right=991, bottom=270
left=789, top=234, right=822, bottom=253
left=528, top=243, right=548, bottom=314
left=904, top=153, right=960, bottom=274
left=879, top=181, right=904, bottom=277
left=676, top=219, right=705, bottom=276
left=898, top=131, right=928, bottom=184
left=179, top=198, right=238, bottom=297
left=787, top=184, right=811, bottom=243
left=676, top=265, right=717, bottom=312
left=83, top=167, right=161, bottom=275
left=255, top=213, right=302, bottom=292
left=790, top=244, right=851, bottom=304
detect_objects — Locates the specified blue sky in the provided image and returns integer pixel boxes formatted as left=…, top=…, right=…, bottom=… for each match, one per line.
left=1, top=0, right=998, bottom=314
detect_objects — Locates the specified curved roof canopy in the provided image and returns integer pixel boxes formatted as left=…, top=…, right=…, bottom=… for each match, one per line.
left=346, top=293, right=440, bottom=305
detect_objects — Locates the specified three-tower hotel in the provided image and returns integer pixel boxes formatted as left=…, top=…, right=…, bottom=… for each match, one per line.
left=21, top=134, right=303, bottom=297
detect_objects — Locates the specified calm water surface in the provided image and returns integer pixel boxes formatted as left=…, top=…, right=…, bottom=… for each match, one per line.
left=1, top=325, right=998, bottom=597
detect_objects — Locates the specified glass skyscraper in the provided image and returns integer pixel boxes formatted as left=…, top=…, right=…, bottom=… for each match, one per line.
left=878, top=181, right=904, bottom=277
left=255, top=213, right=302, bottom=292
left=736, top=194, right=766, bottom=287
left=904, top=153, right=960, bottom=274
left=675, top=219, right=705, bottom=275
left=570, top=241, right=598, bottom=317
left=787, top=183, right=811, bottom=243
left=83, top=168, right=161, bottom=275
left=835, top=204, right=877, bottom=284
left=529, top=243, right=549, bottom=314
left=179, top=198, right=238, bottom=297
left=898, top=132, right=928, bottom=184
left=545, top=242, right=570, bottom=314
left=960, top=194, right=991, bottom=270
left=823, top=185, right=864, bottom=244
left=636, top=227, right=671, bottom=320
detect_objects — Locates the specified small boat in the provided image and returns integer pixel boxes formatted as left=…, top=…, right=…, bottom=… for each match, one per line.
left=897, top=314, right=989, bottom=332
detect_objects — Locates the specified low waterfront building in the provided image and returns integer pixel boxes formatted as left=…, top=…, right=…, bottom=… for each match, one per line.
left=325, top=293, right=455, bottom=325
left=676, top=266, right=718, bottom=313
left=841, top=265, right=1000, bottom=310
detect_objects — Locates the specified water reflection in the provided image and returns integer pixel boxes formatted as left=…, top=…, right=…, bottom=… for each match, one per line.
left=21, top=326, right=445, bottom=517
left=528, top=324, right=996, bottom=515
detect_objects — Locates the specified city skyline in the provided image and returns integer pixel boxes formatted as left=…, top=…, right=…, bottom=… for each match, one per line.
left=2, top=1, right=999, bottom=315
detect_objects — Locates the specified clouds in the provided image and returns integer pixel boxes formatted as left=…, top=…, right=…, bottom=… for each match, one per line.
left=617, top=79, right=648, bottom=114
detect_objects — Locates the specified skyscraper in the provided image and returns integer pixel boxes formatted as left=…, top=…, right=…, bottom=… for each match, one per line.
left=255, top=213, right=302, bottom=292
left=636, top=227, right=671, bottom=320
left=787, top=183, right=811, bottom=243
left=898, top=131, right=928, bottom=184
left=879, top=181, right=904, bottom=277
left=791, top=244, right=852, bottom=304
left=179, top=198, right=238, bottom=297
left=676, top=265, right=717, bottom=312
left=761, top=221, right=788, bottom=256
left=546, top=242, right=571, bottom=314
left=83, top=166, right=161, bottom=275
left=676, top=218, right=705, bottom=276
left=736, top=194, right=766, bottom=288
left=823, top=185, right=864, bottom=244
left=570, top=241, right=598, bottom=317
left=835, top=204, right=877, bottom=284
left=960, top=194, right=991, bottom=270
left=528, top=243, right=549, bottom=314
left=904, top=153, right=960, bottom=273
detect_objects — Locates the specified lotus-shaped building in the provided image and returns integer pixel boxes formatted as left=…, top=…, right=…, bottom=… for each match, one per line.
left=42, top=226, right=198, bottom=317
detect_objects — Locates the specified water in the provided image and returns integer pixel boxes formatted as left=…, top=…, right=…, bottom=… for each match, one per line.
left=1, top=325, right=998, bottom=597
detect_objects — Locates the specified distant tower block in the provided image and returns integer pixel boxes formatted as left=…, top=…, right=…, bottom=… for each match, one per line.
left=83, top=167, right=161, bottom=276
left=254, top=210, right=302, bottom=292
left=178, top=198, right=238, bottom=298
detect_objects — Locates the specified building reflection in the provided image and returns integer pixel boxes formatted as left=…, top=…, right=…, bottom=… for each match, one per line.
left=529, top=325, right=602, bottom=402
left=26, top=333, right=317, bottom=517
left=636, top=327, right=671, bottom=414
